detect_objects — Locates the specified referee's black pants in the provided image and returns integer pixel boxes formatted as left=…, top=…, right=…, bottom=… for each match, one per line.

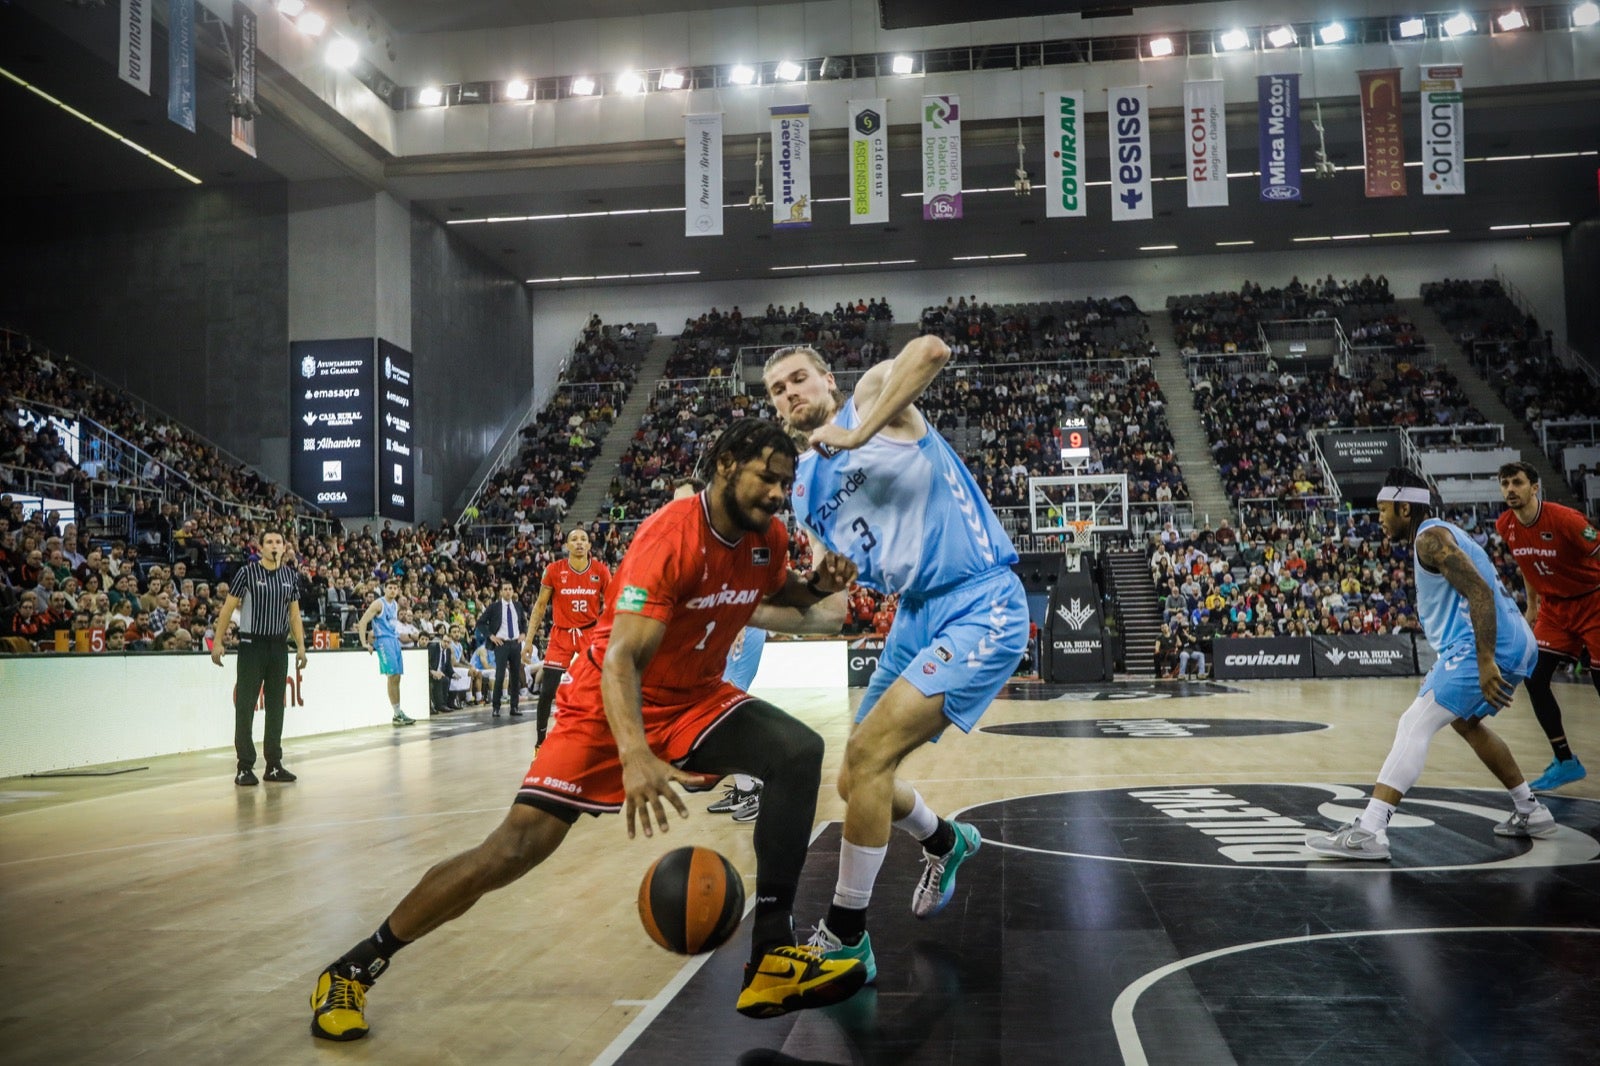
left=234, top=636, right=288, bottom=770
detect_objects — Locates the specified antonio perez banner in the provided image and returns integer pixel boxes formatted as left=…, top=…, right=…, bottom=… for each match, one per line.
left=848, top=99, right=889, bottom=225
left=1045, top=91, right=1087, bottom=218
left=771, top=105, right=812, bottom=228
left=1420, top=65, right=1464, bottom=196
left=1257, top=74, right=1301, bottom=202
left=922, top=95, right=962, bottom=220
left=1183, top=80, right=1228, bottom=208
left=1359, top=68, right=1407, bottom=198
left=684, top=113, right=723, bottom=237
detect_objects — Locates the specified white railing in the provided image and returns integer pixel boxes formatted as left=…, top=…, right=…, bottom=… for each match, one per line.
left=1407, top=424, right=1506, bottom=449
left=1235, top=495, right=1343, bottom=531
left=1538, top=418, right=1600, bottom=458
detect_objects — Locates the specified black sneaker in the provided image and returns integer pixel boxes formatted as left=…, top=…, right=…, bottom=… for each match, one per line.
left=264, top=765, right=298, bottom=783
left=235, top=769, right=259, bottom=786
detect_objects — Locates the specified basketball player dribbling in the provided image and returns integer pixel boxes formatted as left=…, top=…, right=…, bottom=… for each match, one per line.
left=528, top=528, right=610, bottom=746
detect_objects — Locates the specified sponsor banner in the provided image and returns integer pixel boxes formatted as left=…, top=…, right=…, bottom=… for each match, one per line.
left=847, top=636, right=885, bottom=687
left=1045, top=553, right=1110, bottom=682
left=1213, top=637, right=1313, bottom=680
left=377, top=341, right=414, bottom=523
left=291, top=339, right=377, bottom=516
left=229, top=1, right=258, bottom=157
left=1322, top=429, right=1404, bottom=473
left=1420, top=64, right=1464, bottom=196
left=684, top=113, right=723, bottom=237
left=1183, top=80, right=1229, bottom=208
left=1108, top=85, right=1152, bottom=221
left=1045, top=91, right=1087, bottom=218
left=1257, top=74, right=1301, bottom=202
left=921, top=95, right=963, bottom=221
left=167, top=0, right=196, bottom=132
left=848, top=99, right=889, bottom=225
left=1312, top=634, right=1418, bottom=677
left=117, top=0, right=152, bottom=94
left=771, top=105, right=812, bottom=228
left=1359, top=68, right=1407, bottom=198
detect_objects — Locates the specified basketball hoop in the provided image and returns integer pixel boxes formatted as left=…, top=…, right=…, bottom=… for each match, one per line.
left=1063, top=519, right=1094, bottom=570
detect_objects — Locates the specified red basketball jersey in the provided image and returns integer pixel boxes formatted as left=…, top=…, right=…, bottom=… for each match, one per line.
left=1496, top=500, right=1600, bottom=600
left=558, top=493, right=789, bottom=719
left=542, top=558, right=611, bottom=630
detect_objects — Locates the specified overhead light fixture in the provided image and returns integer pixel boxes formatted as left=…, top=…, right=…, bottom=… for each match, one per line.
left=1218, top=29, right=1250, bottom=51
left=324, top=36, right=359, bottom=70
left=729, top=65, right=756, bottom=85
left=275, top=0, right=306, bottom=17
left=1578, top=2, right=1600, bottom=27
left=416, top=86, right=443, bottom=107
left=1139, top=245, right=1179, bottom=251
left=617, top=71, right=645, bottom=94
left=891, top=54, right=915, bottom=75
left=1398, top=16, right=1427, bottom=37
left=296, top=10, right=327, bottom=36
left=503, top=79, right=530, bottom=100
left=1215, top=240, right=1255, bottom=247
left=1319, top=23, right=1347, bottom=44
left=658, top=70, right=685, bottom=89
left=1497, top=10, right=1529, bottom=30
left=571, top=76, right=596, bottom=95
left=1267, top=26, right=1298, bottom=48
left=774, top=60, right=802, bottom=81
left=1148, top=36, right=1175, bottom=57
left=1442, top=13, right=1476, bottom=35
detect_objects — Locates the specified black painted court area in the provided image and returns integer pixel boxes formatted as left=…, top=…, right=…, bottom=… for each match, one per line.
left=613, top=787, right=1600, bottom=1065
left=982, top=717, right=1327, bottom=739
left=996, top=680, right=1245, bottom=702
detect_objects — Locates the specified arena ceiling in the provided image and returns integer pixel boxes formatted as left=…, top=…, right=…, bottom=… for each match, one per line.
left=368, top=0, right=795, bottom=35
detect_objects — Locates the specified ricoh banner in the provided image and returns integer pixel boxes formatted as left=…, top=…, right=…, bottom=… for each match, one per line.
left=1420, top=65, right=1464, bottom=196
left=1359, top=68, right=1407, bottom=198
left=377, top=341, right=415, bottom=523
left=291, top=339, right=377, bottom=517
left=1311, top=634, right=1418, bottom=678
left=848, top=100, right=889, bottom=225
left=1108, top=86, right=1152, bottom=222
left=1045, top=91, right=1087, bottom=218
left=1257, top=74, right=1301, bottom=202
left=921, top=95, right=963, bottom=221
left=117, top=0, right=151, bottom=94
left=1183, top=80, right=1228, bottom=208
left=1214, top=637, right=1312, bottom=680
left=771, top=105, right=812, bottom=228
left=684, top=113, right=723, bottom=237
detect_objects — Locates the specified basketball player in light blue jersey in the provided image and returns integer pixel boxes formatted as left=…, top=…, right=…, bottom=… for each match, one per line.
left=1308, top=468, right=1556, bottom=860
left=357, top=580, right=417, bottom=726
left=765, top=337, right=1028, bottom=978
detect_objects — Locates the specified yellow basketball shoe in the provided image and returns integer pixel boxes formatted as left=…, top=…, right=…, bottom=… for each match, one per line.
left=310, top=966, right=371, bottom=1041
left=735, top=945, right=866, bottom=1018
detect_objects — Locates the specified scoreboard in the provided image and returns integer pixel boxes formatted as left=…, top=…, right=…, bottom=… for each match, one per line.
left=1057, top=417, right=1093, bottom=463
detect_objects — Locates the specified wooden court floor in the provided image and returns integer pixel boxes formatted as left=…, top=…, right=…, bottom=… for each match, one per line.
left=3, top=677, right=1598, bottom=1065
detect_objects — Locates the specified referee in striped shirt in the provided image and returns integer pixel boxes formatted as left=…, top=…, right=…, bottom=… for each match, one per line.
left=211, top=529, right=308, bottom=785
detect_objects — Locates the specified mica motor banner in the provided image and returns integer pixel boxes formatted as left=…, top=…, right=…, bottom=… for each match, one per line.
left=1420, top=65, right=1464, bottom=195
left=1257, top=74, right=1301, bottom=202
left=848, top=99, right=889, bottom=225
left=922, top=95, right=963, bottom=221
left=1108, top=86, right=1152, bottom=221
left=771, top=105, right=812, bottom=228
left=1183, top=80, right=1229, bottom=208
left=1045, top=91, right=1087, bottom=218
left=1359, top=68, right=1407, bottom=198
left=684, top=113, right=723, bottom=237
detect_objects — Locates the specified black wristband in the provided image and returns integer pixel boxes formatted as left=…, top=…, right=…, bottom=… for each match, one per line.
left=804, top=572, right=829, bottom=599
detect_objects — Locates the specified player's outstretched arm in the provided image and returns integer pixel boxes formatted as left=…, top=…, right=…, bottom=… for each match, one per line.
left=602, top=612, right=702, bottom=838
left=753, top=551, right=858, bottom=634
left=1418, top=526, right=1512, bottom=709
left=810, top=334, right=949, bottom=452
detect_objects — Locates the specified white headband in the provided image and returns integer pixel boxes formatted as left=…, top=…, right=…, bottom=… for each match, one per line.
left=1377, top=486, right=1432, bottom=505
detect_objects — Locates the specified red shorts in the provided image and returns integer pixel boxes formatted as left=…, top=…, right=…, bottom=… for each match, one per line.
left=1534, top=591, right=1600, bottom=660
left=542, top=626, right=593, bottom=671
left=515, top=681, right=749, bottom=814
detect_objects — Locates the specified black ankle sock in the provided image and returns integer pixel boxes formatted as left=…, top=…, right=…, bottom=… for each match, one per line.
left=825, top=903, right=867, bottom=945
left=920, top=818, right=956, bottom=857
left=335, top=919, right=410, bottom=984
left=1552, top=737, right=1575, bottom=762
left=749, top=884, right=797, bottom=965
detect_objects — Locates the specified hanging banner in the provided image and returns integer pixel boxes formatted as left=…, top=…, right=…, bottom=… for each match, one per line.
left=684, top=113, right=723, bottom=237
left=1108, top=85, right=1152, bottom=221
left=848, top=99, right=889, bottom=225
left=1045, top=91, right=1087, bottom=219
left=1183, top=80, right=1229, bottom=208
left=167, top=0, right=196, bottom=132
left=771, top=105, right=812, bottom=229
left=1257, top=74, right=1301, bottom=202
left=1359, top=68, right=1406, bottom=198
left=117, top=0, right=152, bottom=95
left=921, top=94, right=963, bottom=221
left=229, top=1, right=258, bottom=158
left=1420, top=64, right=1464, bottom=196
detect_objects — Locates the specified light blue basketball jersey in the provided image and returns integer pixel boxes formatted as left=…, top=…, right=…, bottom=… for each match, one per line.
left=371, top=597, right=399, bottom=640
left=792, top=398, right=1017, bottom=596
left=1415, top=518, right=1535, bottom=667
left=722, top=627, right=767, bottom=690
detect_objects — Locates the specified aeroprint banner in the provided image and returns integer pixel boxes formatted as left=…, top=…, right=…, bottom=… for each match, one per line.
left=771, top=105, right=812, bottom=228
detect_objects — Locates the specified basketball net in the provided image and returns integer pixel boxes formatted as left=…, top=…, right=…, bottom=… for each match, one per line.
left=1064, top=519, right=1094, bottom=570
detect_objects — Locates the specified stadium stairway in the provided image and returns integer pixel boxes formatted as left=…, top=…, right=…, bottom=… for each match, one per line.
left=1409, top=297, right=1579, bottom=507
left=1106, top=548, right=1160, bottom=677
left=1148, top=345, right=1233, bottom=530
left=566, top=332, right=679, bottom=522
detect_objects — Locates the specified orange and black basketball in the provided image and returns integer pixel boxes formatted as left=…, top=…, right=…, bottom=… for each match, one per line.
left=637, top=845, right=745, bottom=955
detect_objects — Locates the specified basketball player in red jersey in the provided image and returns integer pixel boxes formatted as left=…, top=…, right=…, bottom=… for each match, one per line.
left=1497, top=460, right=1597, bottom=791
left=528, top=528, right=610, bottom=745
left=310, top=421, right=866, bottom=1041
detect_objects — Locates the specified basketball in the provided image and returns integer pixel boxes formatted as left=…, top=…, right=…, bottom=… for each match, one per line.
left=637, top=845, right=745, bottom=955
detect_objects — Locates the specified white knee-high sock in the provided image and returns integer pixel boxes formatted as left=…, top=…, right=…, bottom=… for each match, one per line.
left=1375, top=692, right=1458, bottom=798
left=892, top=788, right=939, bottom=840
left=833, top=841, right=888, bottom=910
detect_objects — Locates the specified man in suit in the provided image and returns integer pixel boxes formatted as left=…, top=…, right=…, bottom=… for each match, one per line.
left=428, top=632, right=457, bottom=712
left=475, top=580, right=528, bottom=717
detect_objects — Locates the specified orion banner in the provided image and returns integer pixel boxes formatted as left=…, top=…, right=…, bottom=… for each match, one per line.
left=1257, top=74, right=1301, bottom=202
left=229, top=1, right=258, bottom=158
left=117, top=0, right=151, bottom=95
left=1359, top=68, right=1407, bottom=198
left=684, top=113, right=723, bottom=237
left=1420, top=65, right=1464, bottom=195
left=1183, top=80, right=1229, bottom=208
left=1108, top=86, right=1152, bottom=221
left=1045, top=91, right=1087, bottom=218
left=921, top=94, right=963, bottom=221
left=167, top=0, right=195, bottom=132
left=771, top=105, right=812, bottom=228
left=848, top=99, right=889, bottom=225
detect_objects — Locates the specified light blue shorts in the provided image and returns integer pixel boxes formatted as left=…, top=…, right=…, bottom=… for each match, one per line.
left=723, top=627, right=768, bottom=691
left=375, top=636, right=404, bottom=676
left=857, top=567, right=1028, bottom=734
left=1418, top=642, right=1533, bottom=719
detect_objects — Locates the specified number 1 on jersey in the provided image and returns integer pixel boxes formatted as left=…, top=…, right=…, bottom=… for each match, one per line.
left=694, top=621, right=717, bottom=650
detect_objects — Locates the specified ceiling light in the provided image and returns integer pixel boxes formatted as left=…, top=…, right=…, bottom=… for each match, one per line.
left=1267, top=26, right=1298, bottom=48
left=774, top=60, right=802, bottom=81
left=1398, top=17, right=1427, bottom=37
left=275, top=0, right=306, bottom=17
left=296, top=10, right=327, bottom=36
left=416, top=86, right=443, bottom=107
left=1497, top=10, right=1529, bottom=30
left=1442, top=13, right=1476, bottom=35
left=324, top=36, right=359, bottom=69
left=1319, top=23, right=1347, bottom=44
left=1578, top=2, right=1600, bottom=27
left=729, top=65, right=756, bottom=85
left=891, top=54, right=915, bottom=75
left=658, top=70, right=685, bottom=89
left=617, top=72, right=645, bottom=95
left=571, top=76, right=596, bottom=95
left=503, top=79, right=529, bottom=100
left=1139, top=245, right=1179, bottom=251
left=1148, top=36, right=1174, bottom=57
left=1219, top=29, right=1250, bottom=50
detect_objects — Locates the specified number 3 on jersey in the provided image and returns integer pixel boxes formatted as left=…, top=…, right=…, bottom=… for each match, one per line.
left=850, top=517, right=877, bottom=553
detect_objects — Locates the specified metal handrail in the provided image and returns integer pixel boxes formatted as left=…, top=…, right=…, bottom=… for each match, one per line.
left=1492, top=264, right=1597, bottom=385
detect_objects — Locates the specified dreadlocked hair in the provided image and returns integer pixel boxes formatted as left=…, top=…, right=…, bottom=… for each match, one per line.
left=704, top=418, right=799, bottom=478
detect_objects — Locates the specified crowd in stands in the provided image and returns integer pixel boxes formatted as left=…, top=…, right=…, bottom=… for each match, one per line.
left=1170, top=274, right=1393, bottom=355
left=663, top=300, right=893, bottom=378
left=920, top=294, right=1157, bottom=363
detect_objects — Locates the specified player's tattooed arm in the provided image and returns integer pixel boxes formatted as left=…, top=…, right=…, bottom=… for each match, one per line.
left=1418, top=526, right=1513, bottom=708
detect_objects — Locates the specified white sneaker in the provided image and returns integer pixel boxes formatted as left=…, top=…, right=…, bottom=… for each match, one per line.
left=729, top=790, right=762, bottom=823
left=1305, top=820, right=1391, bottom=861
left=1494, top=804, right=1558, bottom=839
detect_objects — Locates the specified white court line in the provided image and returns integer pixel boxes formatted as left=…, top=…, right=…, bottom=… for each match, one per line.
left=1111, top=926, right=1600, bottom=1066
